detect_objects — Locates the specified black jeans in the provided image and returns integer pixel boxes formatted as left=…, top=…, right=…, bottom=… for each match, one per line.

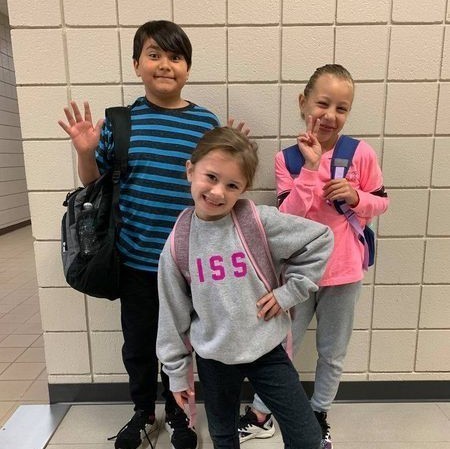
left=119, top=264, right=178, bottom=414
left=196, top=345, right=321, bottom=449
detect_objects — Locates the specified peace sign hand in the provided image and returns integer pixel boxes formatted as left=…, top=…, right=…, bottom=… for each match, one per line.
left=297, top=115, right=322, bottom=171
left=58, top=101, right=104, bottom=156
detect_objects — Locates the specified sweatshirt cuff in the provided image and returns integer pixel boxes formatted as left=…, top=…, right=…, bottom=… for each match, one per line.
left=272, top=286, right=298, bottom=311
left=168, top=374, right=190, bottom=393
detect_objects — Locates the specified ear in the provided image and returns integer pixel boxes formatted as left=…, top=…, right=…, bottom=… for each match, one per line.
left=298, top=93, right=307, bottom=120
left=186, top=160, right=193, bottom=182
left=133, top=59, right=141, bottom=78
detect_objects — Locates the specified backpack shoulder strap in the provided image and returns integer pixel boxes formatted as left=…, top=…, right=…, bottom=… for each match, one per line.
left=104, top=106, right=131, bottom=226
left=170, top=207, right=195, bottom=283
left=330, top=135, right=359, bottom=179
left=331, top=135, right=359, bottom=214
left=105, top=106, right=131, bottom=179
left=282, top=143, right=305, bottom=178
left=231, top=199, right=279, bottom=291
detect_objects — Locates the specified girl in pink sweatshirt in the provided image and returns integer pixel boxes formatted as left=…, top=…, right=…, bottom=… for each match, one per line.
left=238, top=64, right=389, bottom=449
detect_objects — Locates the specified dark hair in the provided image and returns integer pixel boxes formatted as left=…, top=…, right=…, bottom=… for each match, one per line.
left=133, top=20, right=192, bottom=69
left=303, top=64, right=354, bottom=98
left=191, top=127, right=259, bottom=189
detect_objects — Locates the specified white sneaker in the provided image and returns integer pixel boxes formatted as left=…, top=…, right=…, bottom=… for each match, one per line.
left=238, top=406, right=275, bottom=443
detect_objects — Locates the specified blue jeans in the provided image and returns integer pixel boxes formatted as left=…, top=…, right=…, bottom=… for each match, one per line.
left=196, top=345, right=321, bottom=449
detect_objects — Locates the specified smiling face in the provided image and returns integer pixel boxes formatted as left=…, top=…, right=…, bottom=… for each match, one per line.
left=186, top=148, right=248, bottom=221
left=133, top=37, right=190, bottom=108
left=299, top=74, right=354, bottom=151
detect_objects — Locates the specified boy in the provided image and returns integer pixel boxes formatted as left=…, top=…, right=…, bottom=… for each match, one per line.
left=59, top=20, right=220, bottom=449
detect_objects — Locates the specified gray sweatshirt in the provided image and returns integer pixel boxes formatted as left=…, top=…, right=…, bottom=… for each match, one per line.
left=156, top=205, right=333, bottom=392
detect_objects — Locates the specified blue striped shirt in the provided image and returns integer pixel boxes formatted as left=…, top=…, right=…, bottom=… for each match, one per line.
left=96, top=97, right=220, bottom=272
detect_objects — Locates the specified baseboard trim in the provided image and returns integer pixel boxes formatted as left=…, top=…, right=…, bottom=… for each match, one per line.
left=48, top=380, right=450, bottom=404
left=0, top=219, right=31, bottom=236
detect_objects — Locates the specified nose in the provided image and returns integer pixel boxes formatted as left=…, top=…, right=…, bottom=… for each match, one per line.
left=210, top=183, right=225, bottom=199
left=158, top=56, right=170, bottom=70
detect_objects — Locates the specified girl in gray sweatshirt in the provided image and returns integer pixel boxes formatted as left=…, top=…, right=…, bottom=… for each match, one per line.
left=157, top=126, right=333, bottom=449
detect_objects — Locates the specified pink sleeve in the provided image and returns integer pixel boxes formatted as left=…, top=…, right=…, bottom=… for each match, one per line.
left=351, top=141, right=389, bottom=219
left=274, top=149, right=320, bottom=217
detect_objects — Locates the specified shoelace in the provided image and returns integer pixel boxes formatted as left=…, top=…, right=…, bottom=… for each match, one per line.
left=238, top=407, right=258, bottom=431
left=107, top=413, right=155, bottom=449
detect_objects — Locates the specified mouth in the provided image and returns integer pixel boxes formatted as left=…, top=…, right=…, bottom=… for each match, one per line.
left=203, top=195, right=224, bottom=207
left=319, top=124, right=335, bottom=132
left=155, top=75, right=175, bottom=80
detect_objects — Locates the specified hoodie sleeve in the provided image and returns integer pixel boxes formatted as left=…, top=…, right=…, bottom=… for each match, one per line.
left=156, top=238, right=193, bottom=393
left=258, top=205, right=334, bottom=310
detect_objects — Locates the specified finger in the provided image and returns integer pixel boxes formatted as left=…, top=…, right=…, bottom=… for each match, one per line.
left=63, top=107, right=76, bottom=127
left=94, top=118, right=105, bottom=133
left=57, top=120, right=71, bottom=135
left=258, top=300, right=274, bottom=319
left=312, top=118, right=320, bottom=135
left=70, top=101, right=83, bottom=122
left=227, top=118, right=235, bottom=127
left=84, top=101, right=92, bottom=123
left=306, top=115, right=313, bottom=133
left=256, top=292, right=272, bottom=308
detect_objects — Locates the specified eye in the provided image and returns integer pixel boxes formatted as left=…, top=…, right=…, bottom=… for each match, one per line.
left=228, top=183, right=240, bottom=190
left=337, top=107, right=348, bottom=113
left=206, top=174, right=217, bottom=182
left=171, top=54, right=184, bottom=62
left=148, top=52, right=159, bottom=60
left=317, top=101, right=328, bottom=107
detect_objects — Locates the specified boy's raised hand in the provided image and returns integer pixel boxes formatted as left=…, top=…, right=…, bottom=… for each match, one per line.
left=58, top=101, right=104, bottom=155
left=297, top=115, right=322, bottom=170
left=227, top=118, right=250, bottom=136
left=257, top=291, right=282, bottom=321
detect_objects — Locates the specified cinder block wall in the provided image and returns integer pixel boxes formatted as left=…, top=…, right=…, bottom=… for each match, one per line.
left=7, top=0, right=450, bottom=391
left=0, top=12, right=29, bottom=231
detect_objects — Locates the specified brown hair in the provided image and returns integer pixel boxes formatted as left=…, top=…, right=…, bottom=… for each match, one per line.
left=133, top=20, right=192, bottom=69
left=303, top=64, right=354, bottom=99
left=191, top=127, right=259, bottom=189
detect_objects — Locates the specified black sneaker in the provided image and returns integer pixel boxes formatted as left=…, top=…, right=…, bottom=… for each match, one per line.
left=314, top=411, right=333, bottom=449
left=164, top=408, right=198, bottom=449
left=108, top=409, right=158, bottom=449
left=238, top=405, right=275, bottom=443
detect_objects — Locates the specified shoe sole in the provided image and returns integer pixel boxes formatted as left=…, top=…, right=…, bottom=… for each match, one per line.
left=239, top=426, right=276, bottom=443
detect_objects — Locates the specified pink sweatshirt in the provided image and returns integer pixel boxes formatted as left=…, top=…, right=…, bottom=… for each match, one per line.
left=275, top=138, right=389, bottom=286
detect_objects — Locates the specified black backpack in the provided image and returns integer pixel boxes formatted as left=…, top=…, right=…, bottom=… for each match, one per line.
left=61, top=106, right=130, bottom=300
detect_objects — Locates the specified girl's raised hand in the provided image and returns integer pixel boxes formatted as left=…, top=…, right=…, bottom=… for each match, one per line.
left=297, top=115, right=322, bottom=170
left=58, top=101, right=104, bottom=155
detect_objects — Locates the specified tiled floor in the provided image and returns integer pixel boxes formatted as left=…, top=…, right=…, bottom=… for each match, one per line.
left=0, top=225, right=48, bottom=427
left=1, top=226, right=450, bottom=449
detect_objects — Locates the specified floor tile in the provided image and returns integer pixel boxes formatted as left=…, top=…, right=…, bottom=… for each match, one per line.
left=438, top=402, right=450, bottom=420
left=31, top=335, right=44, bottom=347
left=21, top=380, right=49, bottom=401
left=0, top=362, right=45, bottom=380
left=49, top=404, right=163, bottom=446
left=330, top=402, right=450, bottom=443
left=0, top=380, right=33, bottom=400
left=12, top=321, right=43, bottom=334
left=0, top=401, right=18, bottom=427
left=0, top=347, right=25, bottom=362
left=14, top=347, right=45, bottom=363
left=0, top=334, right=40, bottom=348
